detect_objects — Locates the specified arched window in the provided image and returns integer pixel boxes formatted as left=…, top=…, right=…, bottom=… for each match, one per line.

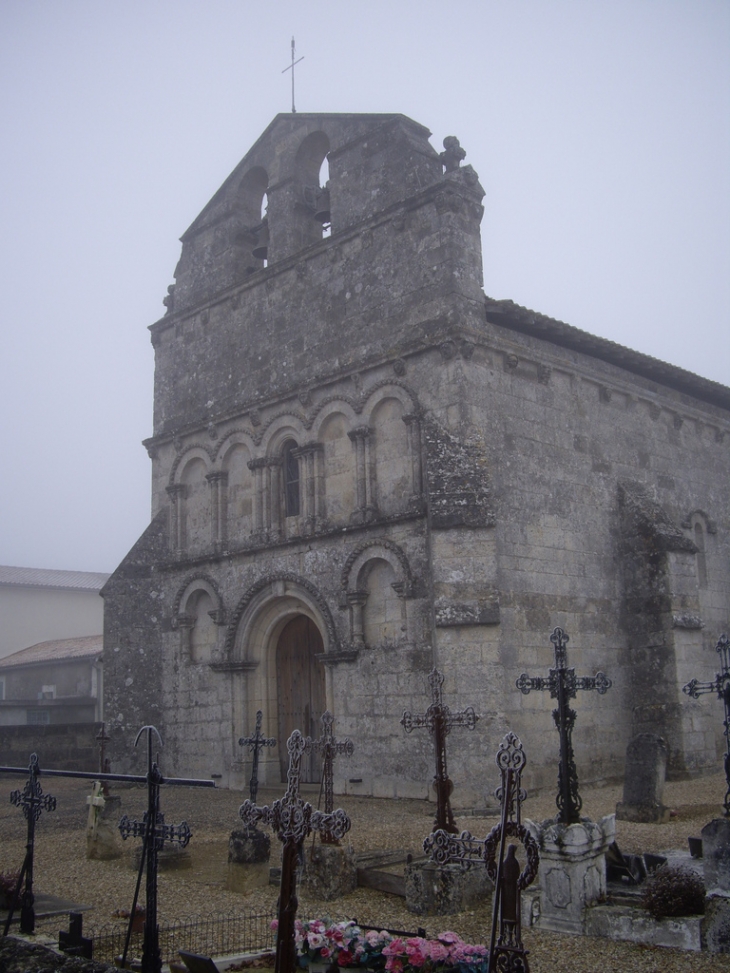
left=282, top=440, right=300, bottom=518
left=694, top=521, right=708, bottom=588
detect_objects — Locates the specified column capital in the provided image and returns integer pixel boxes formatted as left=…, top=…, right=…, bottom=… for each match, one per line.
left=348, top=426, right=371, bottom=443
left=247, top=457, right=269, bottom=471
left=166, top=483, right=187, bottom=501
left=205, top=470, right=228, bottom=484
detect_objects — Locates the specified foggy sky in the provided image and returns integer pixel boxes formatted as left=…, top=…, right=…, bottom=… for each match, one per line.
left=0, top=0, right=728, bottom=573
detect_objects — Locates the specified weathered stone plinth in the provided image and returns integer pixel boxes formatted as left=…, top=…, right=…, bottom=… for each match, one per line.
left=228, top=827, right=271, bottom=864
left=702, top=892, right=730, bottom=953
left=616, top=733, right=670, bottom=824
left=535, top=814, right=615, bottom=935
left=225, top=827, right=272, bottom=892
left=299, top=843, right=357, bottom=901
left=86, top=792, right=123, bottom=861
left=404, top=860, right=491, bottom=916
left=701, top=818, right=730, bottom=892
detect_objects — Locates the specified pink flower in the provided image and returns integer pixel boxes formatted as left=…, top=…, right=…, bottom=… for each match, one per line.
left=320, top=946, right=332, bottom=958
left=270, top=920, right=279, bottom=931
left=337, top=949, right=354, bottom=966
left=437, top=931, right=461, bottom=945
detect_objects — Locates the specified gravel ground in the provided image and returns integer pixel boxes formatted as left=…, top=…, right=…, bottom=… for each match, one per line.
left=1, top=769, right=728, bottom=972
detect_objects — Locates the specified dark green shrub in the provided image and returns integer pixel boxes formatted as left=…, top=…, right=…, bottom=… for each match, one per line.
left=642, top=864, right=705, bottom=918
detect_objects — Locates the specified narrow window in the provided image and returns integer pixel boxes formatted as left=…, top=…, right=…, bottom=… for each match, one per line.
left=283, top=441, right=300, bottom=517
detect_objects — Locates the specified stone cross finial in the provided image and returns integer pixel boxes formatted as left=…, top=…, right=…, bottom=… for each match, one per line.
left=440, top=136, right=466, bottom=172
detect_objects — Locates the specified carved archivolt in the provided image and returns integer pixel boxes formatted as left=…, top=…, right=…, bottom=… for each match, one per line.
left=340, top=538, right=415, bottom=601
left=168, top=443, right=216, bottom=484
left=172, top=573, right=225, bottom=623
left=224, top=572, right=340, bottom=658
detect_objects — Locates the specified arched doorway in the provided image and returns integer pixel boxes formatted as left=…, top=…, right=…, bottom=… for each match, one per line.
left=276, top=615, right=326, bottom=782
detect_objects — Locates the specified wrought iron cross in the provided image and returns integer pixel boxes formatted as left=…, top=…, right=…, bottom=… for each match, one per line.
left=239, top=709, right=277, bottom=804
left=424, top=732, right=539, bottom=973
left=306, top=709, right=353, bottom=843
left=3, top=752, right=56, bottom=935
left=401, top=667, right=479, bottom=834
left=118, top=726, right=195, bottom=973
left=517, top=627, right=611, bottom=824
left=239, top=730, right=351, bottom=973
left=683, top=633, right=730, bottom=817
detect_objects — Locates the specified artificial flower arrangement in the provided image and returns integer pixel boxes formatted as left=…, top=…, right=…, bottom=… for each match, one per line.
left=272, top=918, right=489, bottom=973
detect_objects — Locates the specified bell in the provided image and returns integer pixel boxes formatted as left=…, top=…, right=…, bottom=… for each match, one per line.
left=314, top=187, right=331, bottom=225
left=251, top=220, right=269, bottom=260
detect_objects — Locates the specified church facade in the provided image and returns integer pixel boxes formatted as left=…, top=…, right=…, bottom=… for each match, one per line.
left=103, top=113, right=730, bottom=804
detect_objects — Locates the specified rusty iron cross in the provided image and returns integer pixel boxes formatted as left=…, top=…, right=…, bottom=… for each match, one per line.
left=3, top=752, right=57, bottom=935
left=239, top=709, right=277, bottom=804
left=683, top=634, right=730, bottom=816
left=517, top=627, right=611, bottom=825
left=424, top=732, right=539, bottom=973
left=306, top=710, right=353, bottom=842
left=239, top=730, right=350, bottom=973
left=401, top=667, right=479, bottom=834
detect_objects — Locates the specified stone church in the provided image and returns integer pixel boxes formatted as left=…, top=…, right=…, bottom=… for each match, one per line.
left=103, top=112, right=729, bottom=805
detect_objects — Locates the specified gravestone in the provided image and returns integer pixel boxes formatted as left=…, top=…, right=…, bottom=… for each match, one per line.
left=702, top=818, right=730, bottom=892
left=86, top=782, right=123, bottom=860
left=616, top=733, right=670, bottom=824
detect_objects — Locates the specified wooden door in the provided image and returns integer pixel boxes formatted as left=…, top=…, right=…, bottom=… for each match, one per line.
left=276, top=615, right=326, bottom=782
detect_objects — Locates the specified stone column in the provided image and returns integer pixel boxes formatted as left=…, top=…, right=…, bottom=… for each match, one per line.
left=248, top=458, right=267, bottom=540
left=295, top=443, right=323, bottom=534
left=347, top=590, right=369, bottom=647
left=166, top=484, right=186, bottom=555
left=403, top=413, right=423, bottom=497
left=348, top=427, right=376, bottom=523
left=206, top=471, right=228, bottom=551
left=616, top=733, right=670, bottom=823
left=267, top=458, right=283, bottom=540
left=176, top=613, right=195, bottom=664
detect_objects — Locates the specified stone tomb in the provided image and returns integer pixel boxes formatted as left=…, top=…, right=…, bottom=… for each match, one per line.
left=616, top=733, right=670, bottom=824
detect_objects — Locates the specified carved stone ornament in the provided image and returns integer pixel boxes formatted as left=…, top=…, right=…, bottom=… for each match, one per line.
left=505, top=354, right=519, bottom=371
left=249, top=409, right=261, bottom=427
left=393, top=358, right=406, bottom=376
left=298, top=388, right=312, bottom=406
left=207, top=423, right=218, bottom=440
left=440, top=136, right=466, bottom=173
left=440, top=340, right=457, bottom=361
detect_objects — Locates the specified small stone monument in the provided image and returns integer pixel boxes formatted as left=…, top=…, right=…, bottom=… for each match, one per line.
left=300, top=711, right=357, bottom=900
left=616, top=733, right=670, bottom=824
left=702, top=818, right=730, bottom=892
left=86, top=781, right=122, bottom=860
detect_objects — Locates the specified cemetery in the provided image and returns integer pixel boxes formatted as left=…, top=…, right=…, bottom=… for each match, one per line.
left=0, top=631, right=729, bottom=972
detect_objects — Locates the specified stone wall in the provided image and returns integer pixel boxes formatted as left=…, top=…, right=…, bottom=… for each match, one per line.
left=0, top=722, right=102, bottom=771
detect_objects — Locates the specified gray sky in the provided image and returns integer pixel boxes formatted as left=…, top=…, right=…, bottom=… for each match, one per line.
left=1, top=0, right=728, bottom=573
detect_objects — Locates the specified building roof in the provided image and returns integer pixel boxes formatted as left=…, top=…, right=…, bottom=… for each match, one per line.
left=0, top=565, right=109, bottom=592
left=485, top=298, right=730, bottom=412
left=0, top=635, right=103, bottom=669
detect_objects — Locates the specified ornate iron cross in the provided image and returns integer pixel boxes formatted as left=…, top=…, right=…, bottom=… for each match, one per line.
left=239, top=709, right=277, bottom=804
left=306, top=709, right=353, bottom=843
left=424, top=732, right=539, bottom=973
left=239, top=730, right=351, bottom=973
left=401, top=667, right=479, bottom=834
left=683, top=633, right=730, bottom=817
left=517, top=627, right=611, bottom=825
left=3, top=752, right=56, bottom=935
left=118, top=726, right=197, bottom=973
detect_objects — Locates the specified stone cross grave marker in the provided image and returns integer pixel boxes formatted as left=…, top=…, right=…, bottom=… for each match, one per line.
left=2, top=752, right=57, bottom=935
left=239, top=729, right=351, bottom=973
left=239, top=709, right=277, bottom=805
left=683, top=633, right=730, bottom=817
left=516, top=626, right=611, bottom=824
left=424, top=732, right=539, bottom=973
left=306, top=709, right=353, bottom=843
left=401, top=667, right=479, bottom=834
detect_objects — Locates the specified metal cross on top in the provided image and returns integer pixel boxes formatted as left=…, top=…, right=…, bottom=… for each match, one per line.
left=239, top=709, right=277, bottom=804
left=3, top=752, right=57, bottom=935
left=683, top=633, right=730, bottom=817
left=306, top=709, right=353, bottom=843
left=517, top=626, right=611, bottom=825
left=401, top=667, right=479, bottom=834
left=424, top=732, right=540, bottom=973
left=239, top=730, right=351, bottom=973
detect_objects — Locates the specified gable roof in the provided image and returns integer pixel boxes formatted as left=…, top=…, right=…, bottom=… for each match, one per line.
left=0, top=565, right=109, bottom=592
left=0, top=635, right=103, bottom=669
left=485, top=298, right=730, bottom=412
